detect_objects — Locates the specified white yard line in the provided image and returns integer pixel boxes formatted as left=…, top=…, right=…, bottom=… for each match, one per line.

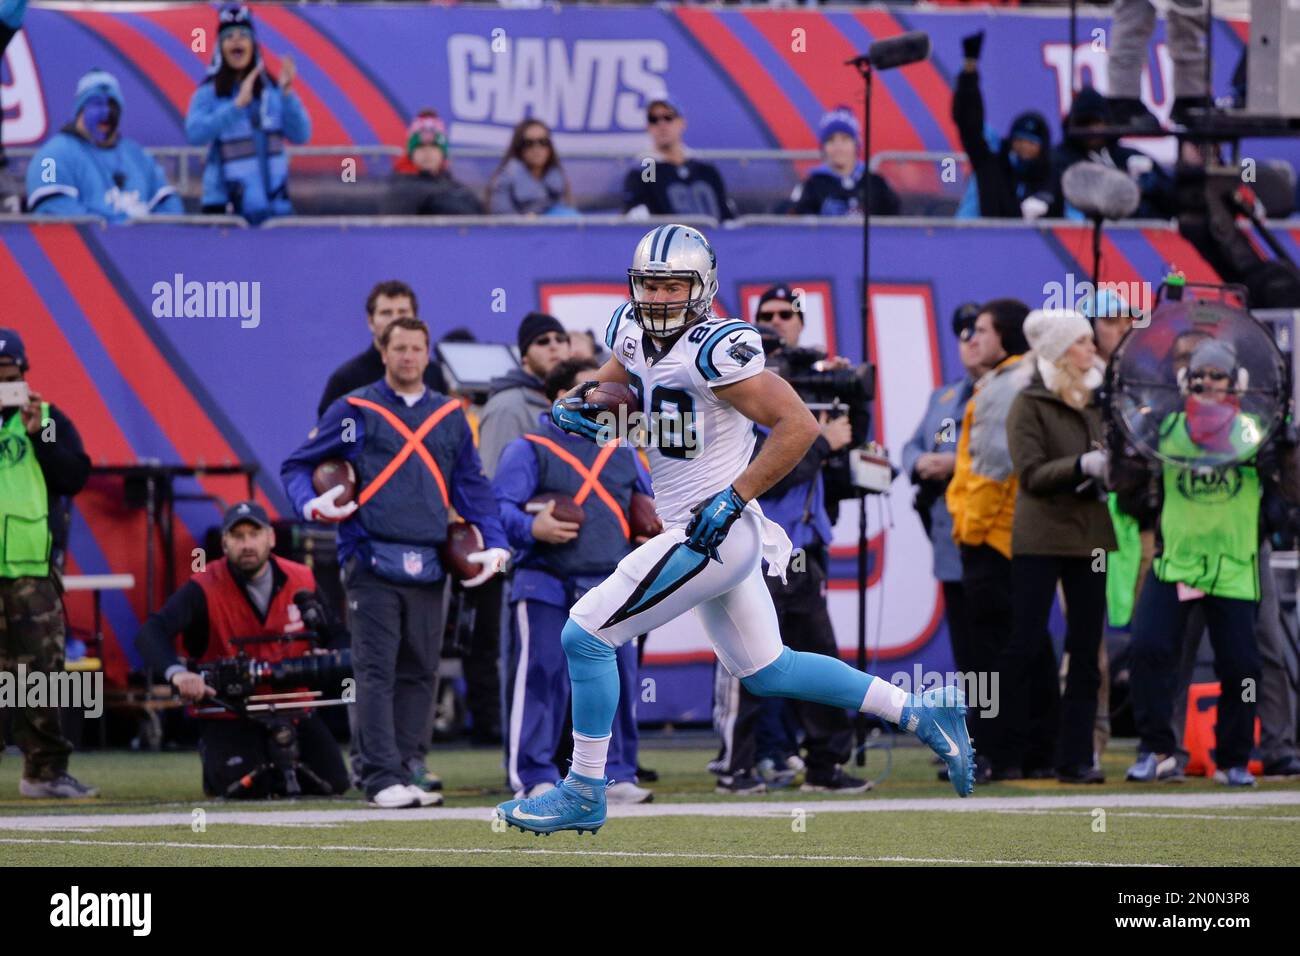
left=0, top=790, right=1297, bottom=830
left=0, top=837, right=1166, bottom=866
left=990, top=809, right=1300, bottom=822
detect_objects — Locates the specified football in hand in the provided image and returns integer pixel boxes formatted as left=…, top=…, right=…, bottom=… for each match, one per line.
left=629, top=492, right=663, bottom=539
left=583, top=382, right=638, bottom=418
left=311, top=459, right=357, bottom=505
left=525, top=492, right=586, bottom=526
left=440, top=521, right=485, bottom=580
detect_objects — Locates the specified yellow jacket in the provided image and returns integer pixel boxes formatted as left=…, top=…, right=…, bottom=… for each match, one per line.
left=946, top=353, right=1034, bottom=559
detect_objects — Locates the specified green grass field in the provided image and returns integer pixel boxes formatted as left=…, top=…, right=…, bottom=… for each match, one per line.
left=2, top=739, right=1298, bottom=866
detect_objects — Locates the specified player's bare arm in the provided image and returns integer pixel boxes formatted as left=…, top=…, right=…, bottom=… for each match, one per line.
left=714, top=369, right=820, bottom=502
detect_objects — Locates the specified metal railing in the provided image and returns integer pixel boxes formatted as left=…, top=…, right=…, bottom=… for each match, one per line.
left=4, top=144, right=852, bottom=202
left=3, top=212, right=1248, bottom=231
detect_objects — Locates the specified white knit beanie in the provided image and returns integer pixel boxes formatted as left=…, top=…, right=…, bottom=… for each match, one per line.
left=1023, top=309, right=1093, bottom=363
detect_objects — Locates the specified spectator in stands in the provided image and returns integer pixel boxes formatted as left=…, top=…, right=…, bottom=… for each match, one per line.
left=788, top=106, right=899, bottom=217
left=0, top=329, right=96, bottom=799
left=1005, top=310, right=1115, bottom=784
left=317, top=280, right=448, bottom=419
left=623, top=98, right=734, bottom=221
left=478, top=313, right=572, bottom=477
left=945, top=298, right=1032, bottom=781
left=26, top=69, right=182, bottom=221
left=901, top=303, right=988, bottom=682
left=186, top=3, right=310, bottom=225
left=136, top=501, right=351, bottom=799
left=494, top=358, right=653, bottom=804
left=1048, top=87, right=1175, bottom=220
left=487, top=119, right=576, bottom=216
left=0, top=0, right=27, bottom=211
left=951, top=32, right=1054, bottom=220
left=387, top=109, right=483, bottom=216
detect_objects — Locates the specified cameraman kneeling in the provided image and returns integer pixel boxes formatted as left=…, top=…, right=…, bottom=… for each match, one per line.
left=138, top=501, right=350, bottom=798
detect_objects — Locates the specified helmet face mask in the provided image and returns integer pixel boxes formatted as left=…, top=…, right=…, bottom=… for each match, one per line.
left=628, top=272, right=704, bottom=336
left=627, top=224, right=718, bottom=337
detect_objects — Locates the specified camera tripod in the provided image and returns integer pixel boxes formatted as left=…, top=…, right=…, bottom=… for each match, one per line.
left=199, top=692, right=351, bottom=798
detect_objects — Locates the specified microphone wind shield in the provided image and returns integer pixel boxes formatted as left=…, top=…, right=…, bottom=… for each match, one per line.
left=867, top=31, right=931, bottom=71
left=1062, top=161, right=1141, bottom=221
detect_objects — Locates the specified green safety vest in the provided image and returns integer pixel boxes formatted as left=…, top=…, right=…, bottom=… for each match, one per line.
left=0, top=403, right=52, bottom=578
left=1153, top=411, right=1261, bottom=601
left=1105, top=493, right=1141, bottom=628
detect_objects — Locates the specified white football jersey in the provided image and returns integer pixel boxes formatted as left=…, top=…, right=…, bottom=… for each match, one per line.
left=604, top=301, right=766, bottom=525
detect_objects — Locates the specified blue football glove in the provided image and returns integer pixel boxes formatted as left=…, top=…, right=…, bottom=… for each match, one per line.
left=551, top=381, right=605, bottom=442
left=684, top=485, right=747, bottom=562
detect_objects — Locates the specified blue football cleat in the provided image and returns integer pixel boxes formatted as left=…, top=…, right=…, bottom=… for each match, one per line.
left=899, top=686, right=976, bottom=797
left=496, top=771, right=608, bottom=835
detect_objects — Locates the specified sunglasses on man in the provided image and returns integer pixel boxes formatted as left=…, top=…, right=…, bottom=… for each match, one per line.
left=531, top=333, right=569, bottom=347
left=760, top=308, right=798, bottom=321
left=648, top=112, right=678, bottom=125
left=522, top=137, right=551, bottom=149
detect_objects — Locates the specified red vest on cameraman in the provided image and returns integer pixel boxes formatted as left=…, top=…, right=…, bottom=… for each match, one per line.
left=191, top=557, right=317, bottom=663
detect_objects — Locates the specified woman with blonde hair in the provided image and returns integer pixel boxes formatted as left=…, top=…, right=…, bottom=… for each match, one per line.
left=1004, top=309, right=1117, bottom=784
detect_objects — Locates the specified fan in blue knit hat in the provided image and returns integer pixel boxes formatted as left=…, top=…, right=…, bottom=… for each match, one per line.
left=73, top=69, right=124, bottom=147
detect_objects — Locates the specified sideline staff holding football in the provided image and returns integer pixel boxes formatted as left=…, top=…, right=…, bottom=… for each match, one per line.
left=283, top=317, right=509, bottom=808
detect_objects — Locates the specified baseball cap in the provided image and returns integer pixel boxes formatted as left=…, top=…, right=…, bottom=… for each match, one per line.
left=0, top=328, right=29, bottom=370
left=222, top=500, right=271, bottom=534
left=755, top=284, right=802, bottom=322
left=646, top=97, right=680, bottom=119
left=951, top=302, right=981, bottom=338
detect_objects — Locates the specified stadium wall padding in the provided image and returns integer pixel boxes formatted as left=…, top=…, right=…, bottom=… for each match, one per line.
left=9, top=216, right=1289, bottom=720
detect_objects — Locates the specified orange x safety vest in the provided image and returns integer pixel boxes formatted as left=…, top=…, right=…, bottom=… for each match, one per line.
left=523, top=434, right=631, bottom=539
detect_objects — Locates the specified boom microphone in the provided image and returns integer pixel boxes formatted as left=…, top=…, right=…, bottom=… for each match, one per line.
left=1062, top=161, right=1141, bottom=221
left=857, top=32, right=931, bottom=71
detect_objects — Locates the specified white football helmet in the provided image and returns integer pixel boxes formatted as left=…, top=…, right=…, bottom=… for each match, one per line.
left=627, top=224, right=719, bottom=336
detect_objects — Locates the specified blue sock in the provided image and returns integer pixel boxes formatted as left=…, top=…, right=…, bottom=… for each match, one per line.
left=741, top=646, right=873, bottom=710
left=562, top=619, right=620, bottom=738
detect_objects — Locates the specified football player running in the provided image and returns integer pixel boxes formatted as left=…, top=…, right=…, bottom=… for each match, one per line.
left=496, top=225, right=975, bottom=836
